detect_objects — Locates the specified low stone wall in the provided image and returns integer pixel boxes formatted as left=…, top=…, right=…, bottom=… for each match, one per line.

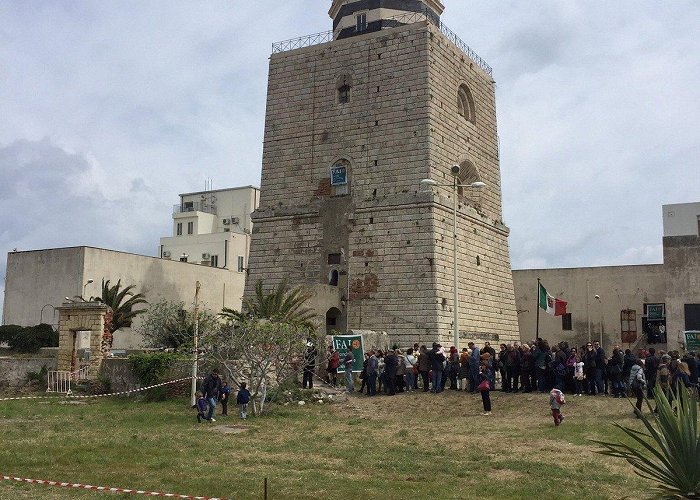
left=0, top=356, right=57, bottom=390
left=99, top=358, right=220, bottom=393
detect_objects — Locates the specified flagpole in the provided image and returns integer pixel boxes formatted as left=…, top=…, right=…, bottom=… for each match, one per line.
left=536, top=278, right=540, bottom=340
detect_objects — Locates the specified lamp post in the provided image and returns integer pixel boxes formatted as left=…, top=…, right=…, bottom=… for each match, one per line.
left=586, top=280, right=591, bottom=343
left=420, top=168, right=486, bottom=350
left=595, top=294, right=602, bottom=346
left=40, top=304, right=55, bottom=325
left=83, top=278, right=94, bottom=299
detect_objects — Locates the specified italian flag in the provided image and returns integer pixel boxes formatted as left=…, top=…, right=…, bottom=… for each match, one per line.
left=539, top=283, right=567, bottom=316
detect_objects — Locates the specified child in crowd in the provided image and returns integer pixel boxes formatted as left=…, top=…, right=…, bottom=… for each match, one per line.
left=195, top=391, right=210, bottom=423
left=478, top=364, right=493, bottom=416
left=219, top=381, right=231, bottom=416
left=237, top=382, right=251, bottom=420
left=574, top=358, right=585, bottom=396
left=549, top=387, right=566, bottom=426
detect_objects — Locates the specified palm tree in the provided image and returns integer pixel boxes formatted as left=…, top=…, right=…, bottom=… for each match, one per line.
left=593, top=383, right=699, bottom=498
left=94, top=279, right=148, bottom=334
left=220, top=280, right=316, bottom=329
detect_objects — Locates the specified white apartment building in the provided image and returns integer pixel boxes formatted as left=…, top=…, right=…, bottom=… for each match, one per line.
left=159, top=186, right=260, bottom=273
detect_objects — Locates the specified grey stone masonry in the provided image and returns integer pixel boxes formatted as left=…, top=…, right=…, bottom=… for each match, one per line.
left=246, top=20, right=519, bottom=347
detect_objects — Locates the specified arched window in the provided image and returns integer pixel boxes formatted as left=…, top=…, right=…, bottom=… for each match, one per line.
left=456, top=158, right=483, bottom=197
left=337, top=74, right=352, bottom=104
left=338, top=84, right=350, bottom=104
left=457, top=84, right=476, bottom=124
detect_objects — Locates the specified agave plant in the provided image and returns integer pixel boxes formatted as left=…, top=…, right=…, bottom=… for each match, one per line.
left=220, top=280, right=316, bottom=329
left=593, top=383, right=699, bottom=498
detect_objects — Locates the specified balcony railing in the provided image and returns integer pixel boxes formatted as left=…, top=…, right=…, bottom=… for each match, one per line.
left=173, top=202, right=217, bottom=215
left=271, top=11, right=492, bottom=77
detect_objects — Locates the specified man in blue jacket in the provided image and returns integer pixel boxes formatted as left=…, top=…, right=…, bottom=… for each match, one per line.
left=202, top=369, right=222, bottom=422
left=468, top=342, right=481, bottom=393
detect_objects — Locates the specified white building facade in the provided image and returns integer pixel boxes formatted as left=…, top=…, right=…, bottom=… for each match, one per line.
left=159, top=186, right=260, bottom=273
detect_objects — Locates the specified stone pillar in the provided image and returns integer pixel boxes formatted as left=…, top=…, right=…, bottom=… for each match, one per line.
left=55, top=302, right=110, bottom=378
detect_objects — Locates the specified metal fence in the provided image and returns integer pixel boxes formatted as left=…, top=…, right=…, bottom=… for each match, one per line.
left=172, top=202, right=217, bottom=215
left=271, top=11, right=492, bottom=77
left=47, top=366, right=89, bottom=394
left=272, top=30, right=334, bottom=54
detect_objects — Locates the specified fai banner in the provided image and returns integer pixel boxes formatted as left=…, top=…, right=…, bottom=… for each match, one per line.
left=684, top=331, right=700, bottom=351
left=332, top=334, right=364, bottom=373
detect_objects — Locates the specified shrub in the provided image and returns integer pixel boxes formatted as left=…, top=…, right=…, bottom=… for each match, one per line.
left=128, top=352, right=181, bottom=386
left=0, top=325, right=24, bottom=346
left=128, top=352, right=185, bottom=402
left=26, top=365, right=48, bottom=384
left=86, top=375, right=112, bottom=395
left=0, top=324, right=58, bottom=353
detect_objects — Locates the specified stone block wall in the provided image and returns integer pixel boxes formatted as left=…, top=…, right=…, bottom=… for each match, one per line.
left=0, top=356, right=57, bottom=390
left=247, top=21, right=519, bottom=347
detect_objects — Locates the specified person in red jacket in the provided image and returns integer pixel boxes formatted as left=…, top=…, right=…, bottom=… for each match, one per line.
left=326, top=346, right=340, bottom=386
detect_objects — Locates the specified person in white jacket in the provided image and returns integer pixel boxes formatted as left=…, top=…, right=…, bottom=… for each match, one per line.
left=629, top=359, right=647, bottom=416
left=574, top=359, right=585, bottom=396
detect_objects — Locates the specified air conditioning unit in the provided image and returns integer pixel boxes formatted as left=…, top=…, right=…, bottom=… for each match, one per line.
left=231, top=217, right=240, bottom=225
left=222, top=218, right=231, bottom=225
left=202, top=253, right=211, bottom=260
left=162, top=251, right=171, bottom=258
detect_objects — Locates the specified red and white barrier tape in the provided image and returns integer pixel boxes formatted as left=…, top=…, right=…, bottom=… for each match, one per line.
left=0, top=473, right=227, bottom=499
left=0, top=376, right=196, bottom=402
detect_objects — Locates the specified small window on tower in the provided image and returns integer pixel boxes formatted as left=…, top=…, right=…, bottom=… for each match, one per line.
left=328, top=253, right=341, bottom=265
left=356, top=12, right=367, bottom=32
left=176, top=223, right=182, bottom=236
left=338, top=84, right=350, bottom=104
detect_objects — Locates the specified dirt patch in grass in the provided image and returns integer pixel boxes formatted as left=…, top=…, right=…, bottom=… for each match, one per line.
left=213, top=423, right=251, bottom=434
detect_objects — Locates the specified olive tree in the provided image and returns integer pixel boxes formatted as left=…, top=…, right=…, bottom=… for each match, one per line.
left=203, top=318, right=323, bottom=415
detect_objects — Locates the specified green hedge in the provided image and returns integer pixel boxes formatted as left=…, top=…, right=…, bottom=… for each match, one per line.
left=0, top=324, right=58, bottom=353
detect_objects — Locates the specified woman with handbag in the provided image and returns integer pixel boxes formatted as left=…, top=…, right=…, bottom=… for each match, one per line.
left=478, top=363, right=493, bottom=416
left=404, top=348, right=417, bottom=392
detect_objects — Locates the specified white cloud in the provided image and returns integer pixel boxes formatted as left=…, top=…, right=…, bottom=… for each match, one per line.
left=1, top=1, right=699, bottom=319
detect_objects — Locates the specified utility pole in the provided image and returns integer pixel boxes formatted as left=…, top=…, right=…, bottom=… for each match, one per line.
left=190, top=281, right=201, bottom=407
left=586, top=279, right=591, bottom=343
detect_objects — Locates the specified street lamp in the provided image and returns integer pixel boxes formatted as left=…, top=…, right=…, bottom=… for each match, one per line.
left=40, top=304, right=56, bottom=325
left=420, top=166, right=486, bottom=351
left=595, top=294, right=602, bottom=345
left=83, top=278, right=94, bottom=299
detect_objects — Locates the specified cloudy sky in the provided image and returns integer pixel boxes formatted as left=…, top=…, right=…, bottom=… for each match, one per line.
left=1, top=1, right=699, bottom=319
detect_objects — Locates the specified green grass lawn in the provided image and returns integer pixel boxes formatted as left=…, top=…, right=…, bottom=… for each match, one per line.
left=0, top=389, right=652, bottom=499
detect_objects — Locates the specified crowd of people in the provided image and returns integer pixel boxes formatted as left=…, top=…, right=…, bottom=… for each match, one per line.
left=314, top=339, right=699, bottom=417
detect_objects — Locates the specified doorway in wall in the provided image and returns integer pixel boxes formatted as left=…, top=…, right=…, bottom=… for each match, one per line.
left=326, top=307, right=345, bottom=335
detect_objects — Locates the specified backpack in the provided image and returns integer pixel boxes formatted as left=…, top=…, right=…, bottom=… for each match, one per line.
left=657, top=365, right=670, bottom=390
left=631, top=370, right=645, bottom=389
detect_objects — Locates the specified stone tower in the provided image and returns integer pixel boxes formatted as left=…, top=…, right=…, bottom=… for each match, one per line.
left=246, top=0, right=520, bottom=347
